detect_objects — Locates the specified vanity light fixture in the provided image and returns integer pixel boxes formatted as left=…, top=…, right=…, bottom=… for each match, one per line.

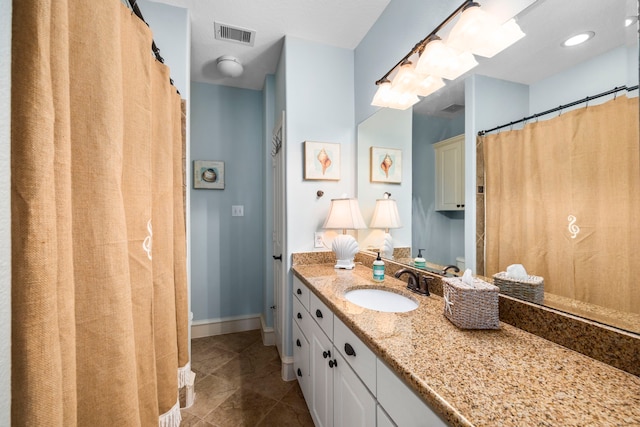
left=562, top=31, right=595, bottom=47
left=323, top=198, right=368, bottom=269
left=369, top=193, right=402, bottom=260
left=372, top=0, right=525, bottom=109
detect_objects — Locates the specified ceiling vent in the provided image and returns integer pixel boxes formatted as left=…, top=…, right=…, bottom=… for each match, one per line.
left=441, top=104, right=465, bottom=114
left=214, top=22, right=255, bottom=47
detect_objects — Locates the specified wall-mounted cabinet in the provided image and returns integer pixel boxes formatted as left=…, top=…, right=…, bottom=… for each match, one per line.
left=434, top=134, right=465, bottom=211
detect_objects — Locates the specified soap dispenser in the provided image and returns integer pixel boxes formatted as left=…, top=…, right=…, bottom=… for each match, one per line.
left=414, top=249, right=426, bottom=269
left=373, top=252, right=385, bottom=282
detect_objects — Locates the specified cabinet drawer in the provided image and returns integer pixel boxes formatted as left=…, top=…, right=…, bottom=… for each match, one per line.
left=293, top=294, right=311, bottom=335
left=334, top=316, right=376, bottom=393
left=293, top=276, right=310, bottom=310
left=376, top=359, right=447, bottom=427
left=310, top=291, right=333, bottom=340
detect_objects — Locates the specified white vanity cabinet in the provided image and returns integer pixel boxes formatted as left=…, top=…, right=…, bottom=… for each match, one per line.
left=292, top=276, right=445, bottom=426
left=434, top=134, right=465, bottom=211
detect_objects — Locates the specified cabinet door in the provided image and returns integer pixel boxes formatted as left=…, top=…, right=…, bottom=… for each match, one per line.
left=434, top=134, right=465, bottom=211
left=292, top=322, right=310, bottom=403
left=333, top=351, right=376, bottom=427
left=376, top=359, right=448, bottom=427
left=309, top=319, right=334, bottom=427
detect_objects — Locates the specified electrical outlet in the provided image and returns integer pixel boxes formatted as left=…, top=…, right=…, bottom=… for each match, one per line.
left=314, top=232, right=324, bottom=248
left=232, top=205, right=244, bottom=217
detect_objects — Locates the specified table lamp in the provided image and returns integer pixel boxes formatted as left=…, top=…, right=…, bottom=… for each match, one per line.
left=369, top=194, right=402, bottom=259
left=323, top=198, right=367, bottom=269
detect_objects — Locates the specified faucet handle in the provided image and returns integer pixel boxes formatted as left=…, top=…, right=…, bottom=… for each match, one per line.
left=418, top=276, right=432, bottom=296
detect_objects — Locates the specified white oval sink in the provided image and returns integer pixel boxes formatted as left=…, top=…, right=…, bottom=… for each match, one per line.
left=344, top=288, right=418, bottom=313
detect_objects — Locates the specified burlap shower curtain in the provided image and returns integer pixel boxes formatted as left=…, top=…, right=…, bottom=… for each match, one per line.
left=483, top=95, right=640, bottom=314
left=11, top=0, right=189, bottom=425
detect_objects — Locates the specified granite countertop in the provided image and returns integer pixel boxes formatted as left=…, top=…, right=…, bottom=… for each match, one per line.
left=292, top=263, right=640, bottom=427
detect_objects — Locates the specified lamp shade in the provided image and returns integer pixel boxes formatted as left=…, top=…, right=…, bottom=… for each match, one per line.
left=369, top=199, right=402, bottom=231
left=323, top=198, right=367, bottom=231
left=323, top=198, right=366, bottom=269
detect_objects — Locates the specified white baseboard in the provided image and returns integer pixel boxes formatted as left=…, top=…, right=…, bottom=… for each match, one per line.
left=281, top=356, right=295, bottom=382
left=191, top=314, right=261, bottom=339
left=260, top=314, right=275, bottom=346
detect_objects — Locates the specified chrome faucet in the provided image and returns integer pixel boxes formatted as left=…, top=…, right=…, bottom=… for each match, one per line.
left=394, top=268, right=430, bottom=296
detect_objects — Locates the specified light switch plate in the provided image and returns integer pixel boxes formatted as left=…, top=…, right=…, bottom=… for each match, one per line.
left=232, top=205, right=244, bottom=216
left=314, top=232, right=324, bottom=248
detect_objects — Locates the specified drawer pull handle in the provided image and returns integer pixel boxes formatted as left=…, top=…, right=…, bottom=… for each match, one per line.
left=322, top=350, right=331, bottom=359
left=329, top=359, right=337, bottom=368
left=296, top=339, right=301, bottom=347
left=296, top=288, right=302, bottom=295
left=344, top=343, right=356, bottom=357
left=297, top=313, right=302, bottom=319
left=315, top=309, right=323, bottom=318
left=297, top=368, right=302, bottom=377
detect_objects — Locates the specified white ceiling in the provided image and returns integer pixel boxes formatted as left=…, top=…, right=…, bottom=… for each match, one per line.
left=146, top=0, right=636, bottom=112
left=147, top=0, right=390, bottom=90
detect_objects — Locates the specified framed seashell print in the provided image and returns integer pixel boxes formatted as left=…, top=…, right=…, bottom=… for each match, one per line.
left=370, top=147, right=402, bottom=183
left=193, top=160, right=225, bottom=189
left=304, top=141, right=341, bottom=181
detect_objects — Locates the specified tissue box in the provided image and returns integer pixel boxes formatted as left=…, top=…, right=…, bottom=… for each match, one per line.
left=493, top=272, right=544, bottom=304
left=442, top=276, right=499, bottom=329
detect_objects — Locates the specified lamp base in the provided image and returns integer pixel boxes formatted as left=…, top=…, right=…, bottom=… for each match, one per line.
left=331, top=233, right=359, bottom=270
left=380, top=232, right=394, bottom=260
left=334, top=259, right=356, bottom=270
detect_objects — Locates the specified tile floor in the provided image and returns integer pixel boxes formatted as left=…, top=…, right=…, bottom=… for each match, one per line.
left=180, top=330, right=314, bottom=427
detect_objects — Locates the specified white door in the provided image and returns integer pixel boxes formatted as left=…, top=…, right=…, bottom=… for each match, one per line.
left=271, top=111, right=286, bottom=359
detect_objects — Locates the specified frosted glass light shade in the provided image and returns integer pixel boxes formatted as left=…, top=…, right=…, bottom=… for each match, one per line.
left=391, top=62, right=420, bottom=93
left=415, top=39, right=478, bottom=80
left=447, top=5, right=525, bottom=58
left=414, top=75, right=446, bottom=98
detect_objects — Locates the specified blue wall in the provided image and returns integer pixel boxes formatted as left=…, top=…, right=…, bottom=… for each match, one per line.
left=412, top=113, right=464, bottom=265
left=190, top=82, right=264, bottom=322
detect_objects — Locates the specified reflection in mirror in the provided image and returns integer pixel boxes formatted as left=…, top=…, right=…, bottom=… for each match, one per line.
left=357, top=0, right=640, bottom=334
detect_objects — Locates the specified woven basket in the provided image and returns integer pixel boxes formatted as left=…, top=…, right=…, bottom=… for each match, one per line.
left=493, top=272, right=544, bottom=304
left=443, top=277, right=499, bottom=330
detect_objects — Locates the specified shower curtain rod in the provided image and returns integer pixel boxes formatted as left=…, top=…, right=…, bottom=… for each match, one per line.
left=477, top=84, right=639, bottom=136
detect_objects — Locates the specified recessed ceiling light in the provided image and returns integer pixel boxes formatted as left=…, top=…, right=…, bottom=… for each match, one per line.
left=562, top=31, right=595, bottom=47
left=625, top=16, right=638, bottom=27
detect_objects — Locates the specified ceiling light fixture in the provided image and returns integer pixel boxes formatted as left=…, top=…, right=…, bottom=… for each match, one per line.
left=562, top=31, right=595, bottom=47
left=216, top=55, right=244, bottom=77
left=371, top=0, right=525, bottom=110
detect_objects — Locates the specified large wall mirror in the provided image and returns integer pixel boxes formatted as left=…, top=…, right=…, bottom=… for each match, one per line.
left=357, top=0, right=639, bottom=335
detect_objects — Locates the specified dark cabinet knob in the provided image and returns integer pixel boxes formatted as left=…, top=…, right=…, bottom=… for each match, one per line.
left=273, top=254, right=282, bottom=261
left=297, top=368, right=302, bottom=377
left=344, top=343, right=356, bottom=357
left=329, top=359, right=337, bottom=368
left=296, top=339, right=301, bottom=347
left=315, top=309, right=323, bottom=318
left=297, top=313, right=302, bottom=319
left=296, top=288, right=302, bottom=295
left=322, top=350, right=331, bottom=359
